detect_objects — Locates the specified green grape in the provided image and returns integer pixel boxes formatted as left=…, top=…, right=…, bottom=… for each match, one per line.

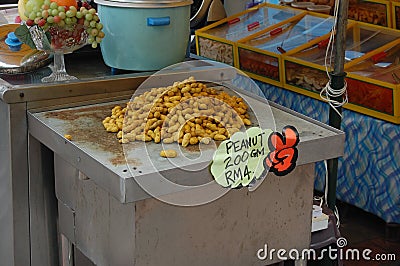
left=42, top=10, right=49, bottom=18
left=49, top=2, right=58, bottom=9
left=97, top=30, right=104, bottom=38
left=47, top=16, right=54, bottom=23
left=90, top=28, right=98, bottom=36
left=25, top=1, right=34, bottom=13
left=59, top=11, right=66, bottom=19
left=65, top=17, right=72, bottom=25
left=87, top=36, right=94, bottom=44
left=20, top=0, right=104, bottom=48
left=85, top=13, right=93, bottom=21
left=57, top=20, right=65, bottom=27
left=69, top=6, right=77, bottom=12
left=28, top=12, right=36, bottom=20
left=66, top=10, right=74, bottom=18
left=27, top=0, right=44, bottom=13
left=96, top=22, right=103, bottom=30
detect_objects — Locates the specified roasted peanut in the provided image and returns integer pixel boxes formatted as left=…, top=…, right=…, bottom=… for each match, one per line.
left=163, top=137, right=174, bottom=144
left=214, top=134, right=227, bottom=141
left=160, top=149, right=178, bottom=158
left=103, top=78, right=251, bottom=146
left=182, top=133, right=191, bottom=147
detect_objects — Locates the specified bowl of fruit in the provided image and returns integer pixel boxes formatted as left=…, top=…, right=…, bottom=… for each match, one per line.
left=15, top=0, right=105, bottom=82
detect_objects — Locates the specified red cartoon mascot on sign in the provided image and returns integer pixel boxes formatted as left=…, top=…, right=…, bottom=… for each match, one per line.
left=264, top=126, right=299, bottom=176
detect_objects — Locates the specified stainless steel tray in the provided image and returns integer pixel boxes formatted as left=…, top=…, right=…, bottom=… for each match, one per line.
left=28, top=79, right=344, bottom=203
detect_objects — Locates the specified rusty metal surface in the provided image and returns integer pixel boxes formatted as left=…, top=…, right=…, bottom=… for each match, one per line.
left=42, top=101, right=130, bottom=166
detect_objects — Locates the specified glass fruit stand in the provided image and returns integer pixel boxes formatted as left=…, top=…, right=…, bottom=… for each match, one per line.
left=14, top=0, right=105, bottom=82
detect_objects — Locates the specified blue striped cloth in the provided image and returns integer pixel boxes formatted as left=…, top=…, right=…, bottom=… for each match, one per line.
left=258, top=82, right=400, bottom=224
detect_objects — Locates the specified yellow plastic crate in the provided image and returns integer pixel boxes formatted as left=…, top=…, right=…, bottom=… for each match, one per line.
left=282, top=22, right=400, bottom=123
left=347, top=0, right=391, bottom=27
left=195, top=3, right=303, bottom=66
left=343, top=37, right=400, bottom=123
left=236, top=12, right=334, bottom=87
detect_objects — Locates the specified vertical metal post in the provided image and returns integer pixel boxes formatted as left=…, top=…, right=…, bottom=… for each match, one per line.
left=327, top=0, right=349, bottom=211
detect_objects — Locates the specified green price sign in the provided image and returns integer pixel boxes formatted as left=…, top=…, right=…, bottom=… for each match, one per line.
left=211, top=126, right=300, bottom=188
left=211, top=127, right=273, bottom=188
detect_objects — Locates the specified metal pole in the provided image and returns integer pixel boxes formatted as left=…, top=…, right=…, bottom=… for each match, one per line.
left=327, top=0, right=349, bottom=211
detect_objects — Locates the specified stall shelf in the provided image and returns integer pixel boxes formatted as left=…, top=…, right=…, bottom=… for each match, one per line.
left=27, top=70, right=344, bottom=265
left=282, top=21, right=400, bottom=123
left=0, top=54, right=344, bottom=266
left=195, top=3, right=304, bottom=66
left=236, top=12, right=335, bottom=87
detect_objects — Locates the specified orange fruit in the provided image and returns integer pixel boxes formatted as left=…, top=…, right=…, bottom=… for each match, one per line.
left=50, top=0, right=78, bottom=8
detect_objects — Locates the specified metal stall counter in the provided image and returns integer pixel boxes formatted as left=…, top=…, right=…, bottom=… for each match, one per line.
left=0, top=51, right=230, bottom=265
left=26, top=67, right=344, bottom=266
left=0, top=56, right=147, bottom=266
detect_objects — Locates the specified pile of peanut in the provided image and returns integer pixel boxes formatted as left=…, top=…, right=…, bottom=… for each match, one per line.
left=102, top=77, right=251, bottom=146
